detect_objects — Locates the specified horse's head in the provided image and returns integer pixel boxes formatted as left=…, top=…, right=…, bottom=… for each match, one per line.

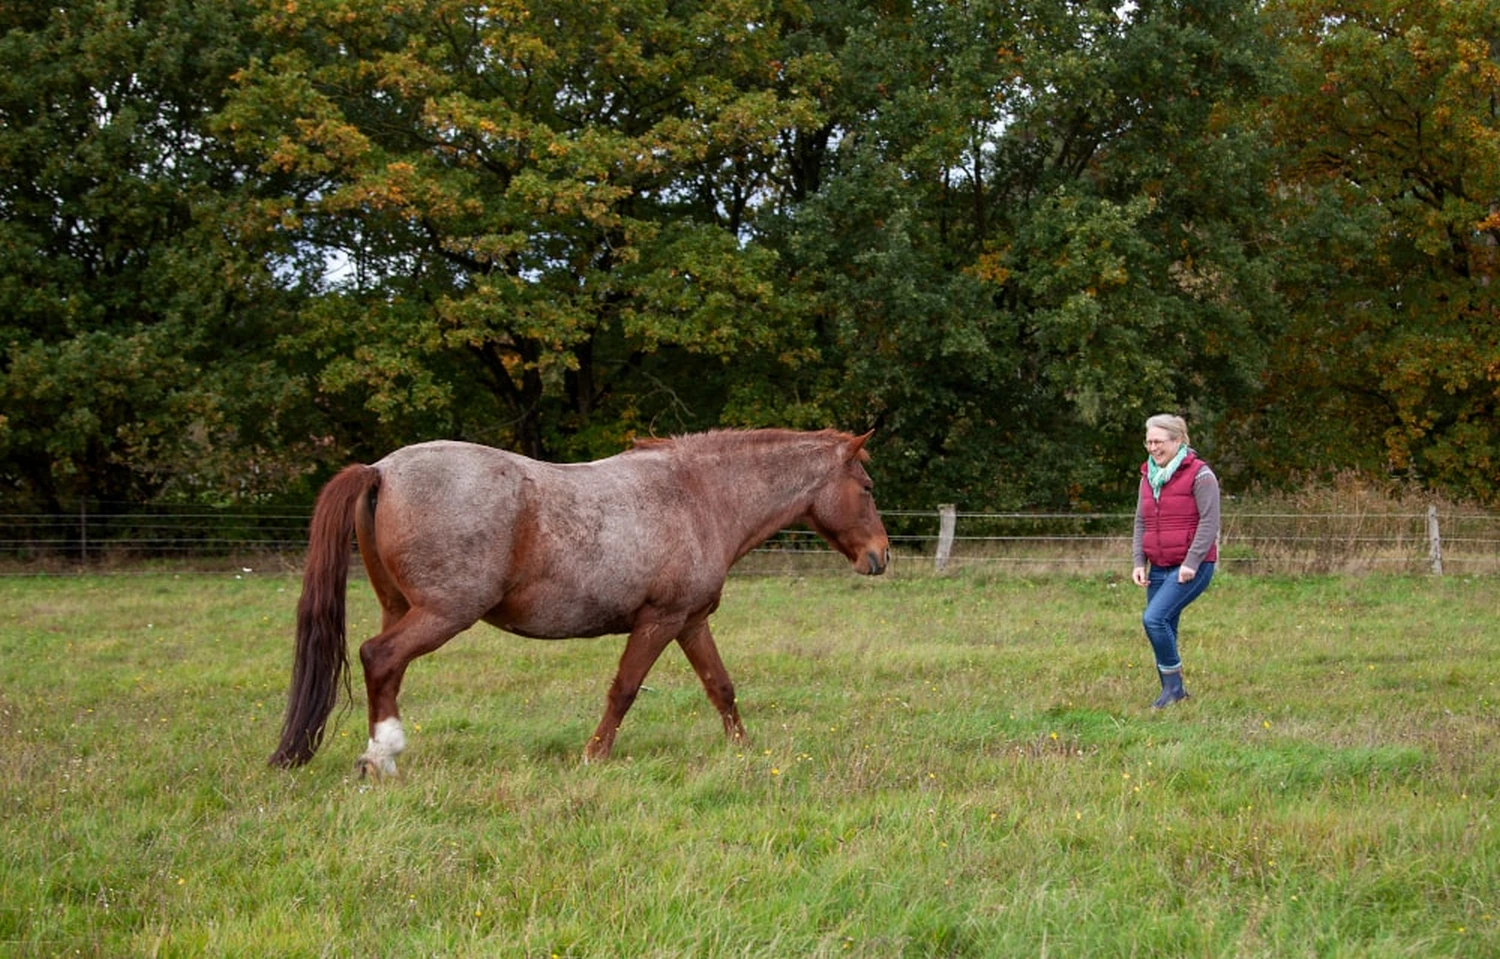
left=808, top=431, right=891, bottom=576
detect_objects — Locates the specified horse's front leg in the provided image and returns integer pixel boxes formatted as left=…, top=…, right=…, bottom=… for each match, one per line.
left=356, top=607, right=466, bottom=778
left=585, top=619, right=678, bottom=763
left=677, top=621, right=747, bottom=746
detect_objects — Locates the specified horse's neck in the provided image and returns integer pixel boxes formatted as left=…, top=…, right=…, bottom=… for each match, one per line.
left=689, top=443, right=828, bottom=559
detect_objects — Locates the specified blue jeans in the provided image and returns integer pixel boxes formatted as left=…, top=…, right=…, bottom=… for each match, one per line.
left=1143, top=562, right=1215, bottom=673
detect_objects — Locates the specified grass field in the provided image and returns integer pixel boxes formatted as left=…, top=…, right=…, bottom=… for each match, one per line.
left=2, top=566, right=1496, bottom=957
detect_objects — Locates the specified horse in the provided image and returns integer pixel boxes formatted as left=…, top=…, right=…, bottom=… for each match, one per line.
left=269, top=428, right=890, bottom=776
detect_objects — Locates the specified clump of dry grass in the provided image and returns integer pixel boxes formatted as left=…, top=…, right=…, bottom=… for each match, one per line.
left=1224, top=472, right=1498, bottom=575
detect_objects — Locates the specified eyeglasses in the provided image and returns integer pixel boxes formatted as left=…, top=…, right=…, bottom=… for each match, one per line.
left=1143, top=439, right=1175, bottom=448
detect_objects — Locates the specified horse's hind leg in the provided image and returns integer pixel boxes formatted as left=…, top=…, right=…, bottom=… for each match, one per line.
left=355, top=500, right=408, bottom=634
left=356, top=607, right=468, bottom=778
left=677, top=621, right=747, bottom=745
left=364, top=557, right=410, bottom=634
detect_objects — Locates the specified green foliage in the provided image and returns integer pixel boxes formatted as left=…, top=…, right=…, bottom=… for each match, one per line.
left=217, top=0, right=826, bottom=459
left=2, top=572, right=1497, bottom=955
left=769, top=0, right=1279, bottom=508
left=1, top=0, right=1496, bottom=509
left=1245, top=0, right=1500, bottom=503
left=208, top=0, right=1286, bottom=507
left=0, top=0, right=329, bottom=507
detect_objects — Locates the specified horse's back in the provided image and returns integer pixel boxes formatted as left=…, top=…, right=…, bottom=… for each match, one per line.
left=375, top=440, right=666, bottom=535
left=374, top=441, right=531, bottom=526
left=375, top=440, right=526, bottom=499
left=367, top=441, right=710, bottom=633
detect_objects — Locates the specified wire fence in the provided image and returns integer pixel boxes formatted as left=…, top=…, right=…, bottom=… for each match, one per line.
left=738, top=507, right=1500, bottom=577
left=3, top=504, right=1497, bottom=576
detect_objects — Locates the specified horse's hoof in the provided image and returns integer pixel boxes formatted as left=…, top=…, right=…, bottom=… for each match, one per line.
left=354, top=756, right=392, bottom=781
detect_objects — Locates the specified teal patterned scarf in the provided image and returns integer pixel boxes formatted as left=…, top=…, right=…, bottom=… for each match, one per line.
left=1147, top=445, right=1189, bottom=501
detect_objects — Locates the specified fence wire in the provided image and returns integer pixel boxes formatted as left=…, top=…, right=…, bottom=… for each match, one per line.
left=3, top=505, right=1496, bottom=576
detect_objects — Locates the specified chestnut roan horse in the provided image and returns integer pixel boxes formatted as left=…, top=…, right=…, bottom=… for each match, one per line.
left=269, top=428, right=890, bottom=776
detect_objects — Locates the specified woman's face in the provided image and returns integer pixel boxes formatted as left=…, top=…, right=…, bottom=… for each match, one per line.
left=1144, top=427, right=1182, bottom=467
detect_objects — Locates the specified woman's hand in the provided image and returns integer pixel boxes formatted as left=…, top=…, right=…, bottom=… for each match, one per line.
left=1132, top=565, right=1148, bottom=587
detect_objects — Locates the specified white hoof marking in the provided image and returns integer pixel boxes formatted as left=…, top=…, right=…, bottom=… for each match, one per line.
left=361, top=717, right=406, bottom=776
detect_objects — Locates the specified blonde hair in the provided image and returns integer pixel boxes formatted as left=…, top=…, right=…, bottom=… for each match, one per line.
left=1145, top=414, right=1190, bottom=448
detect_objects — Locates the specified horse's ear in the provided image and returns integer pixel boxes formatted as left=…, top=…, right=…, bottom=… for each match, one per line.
left=848, top=430, right=874, bottom=456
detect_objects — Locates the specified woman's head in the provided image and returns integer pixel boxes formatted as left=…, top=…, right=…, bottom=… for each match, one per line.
left=1144, top=414, right=1189, bottom=466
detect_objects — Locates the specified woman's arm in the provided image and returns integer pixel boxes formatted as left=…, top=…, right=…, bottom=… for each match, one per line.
left=1183, top=467, right=1221, bottom=572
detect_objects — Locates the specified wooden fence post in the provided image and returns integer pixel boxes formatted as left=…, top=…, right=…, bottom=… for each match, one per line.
left=935, top=504, right=956, bottom=572
left=1428, top=504, right=1443, bottom=575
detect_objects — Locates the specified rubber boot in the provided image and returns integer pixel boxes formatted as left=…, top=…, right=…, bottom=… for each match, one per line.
left=1152, top=668, right=1190, bottom=709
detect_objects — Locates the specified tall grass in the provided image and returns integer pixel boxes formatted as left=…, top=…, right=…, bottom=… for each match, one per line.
left=2, top=569, right=1496, bottom=957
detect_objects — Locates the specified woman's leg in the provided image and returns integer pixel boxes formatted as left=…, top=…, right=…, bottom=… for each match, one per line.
left=1142, top=562, right=1215, bottom=706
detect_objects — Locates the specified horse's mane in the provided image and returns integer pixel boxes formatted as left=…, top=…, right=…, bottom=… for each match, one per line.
left=628, top=428, right=865, bottom=461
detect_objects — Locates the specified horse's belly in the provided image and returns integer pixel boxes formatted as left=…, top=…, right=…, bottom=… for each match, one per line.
left=481, top=592, right=635, bottom=639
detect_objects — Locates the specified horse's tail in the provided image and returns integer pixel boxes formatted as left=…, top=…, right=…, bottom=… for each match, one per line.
left=269, top=464, right=380, bottom=768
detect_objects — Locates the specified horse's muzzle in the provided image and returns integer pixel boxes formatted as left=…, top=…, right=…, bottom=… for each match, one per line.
left=861, top=547, right=890, bottom=576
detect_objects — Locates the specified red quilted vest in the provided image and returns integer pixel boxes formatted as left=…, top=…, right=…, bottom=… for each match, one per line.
left=1138, top=451, right=1218, bottom=567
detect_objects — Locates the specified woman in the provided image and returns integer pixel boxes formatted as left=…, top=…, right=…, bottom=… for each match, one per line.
left=1132, top=414, right=1220, bottom=708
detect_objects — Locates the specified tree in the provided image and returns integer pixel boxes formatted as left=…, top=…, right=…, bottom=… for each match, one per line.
left=1248, top=0, right=1500, bottom=503
left=218, top=0, right=834, bottom=463
left=0, top=0, right=325, bottom=507
left=768, top=0, right=1281, bottom=507
left=0, top=0, right=1294, bottom=512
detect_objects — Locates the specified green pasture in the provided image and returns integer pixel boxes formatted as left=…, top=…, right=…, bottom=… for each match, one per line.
left=2, top=569, right=1496, bottom=957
